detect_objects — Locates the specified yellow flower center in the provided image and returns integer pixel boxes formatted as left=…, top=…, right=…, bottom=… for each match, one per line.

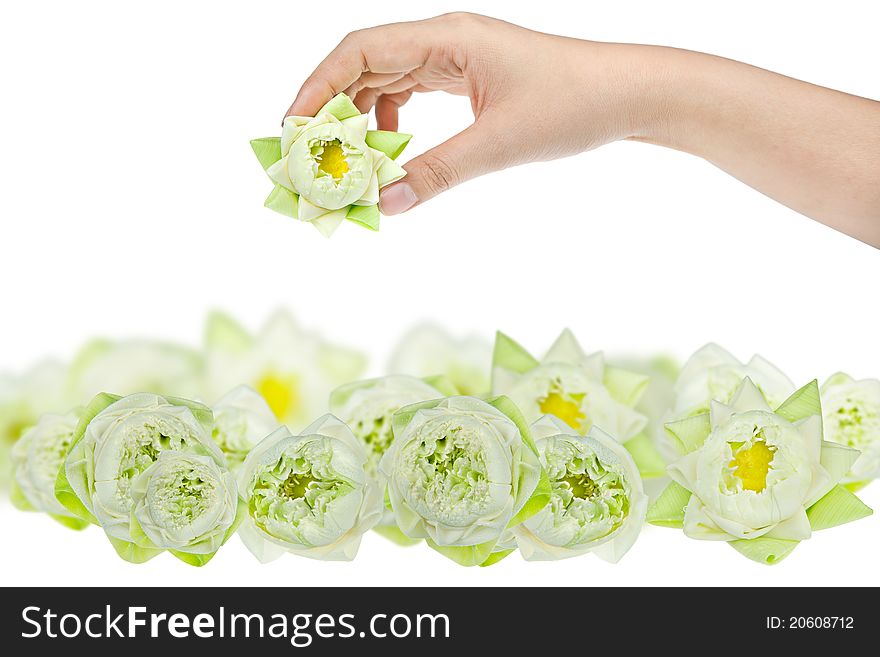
left=316, top=140, right=349, bottom=180
left=539, top=392, right=586, bottom=431
left=730, top=440, right=776, bottom=492
left=256, top=373, right=299, bottom=421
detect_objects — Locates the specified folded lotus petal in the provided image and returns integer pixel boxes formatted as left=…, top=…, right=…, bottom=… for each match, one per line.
left=310, top=207, right=347, bottom=237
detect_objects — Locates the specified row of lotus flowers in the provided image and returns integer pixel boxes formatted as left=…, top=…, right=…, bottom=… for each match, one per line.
left=4, top=316, right=879, bottom=565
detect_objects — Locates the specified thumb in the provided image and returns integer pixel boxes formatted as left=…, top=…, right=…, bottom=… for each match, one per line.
left=379, top=120, right=508, bottom=215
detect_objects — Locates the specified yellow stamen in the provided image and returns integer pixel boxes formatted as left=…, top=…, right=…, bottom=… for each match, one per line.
left=730, top=441, right=776, bottom=492
left=317, top=140, right=349, bottom=180
left=256, top=373, right=298, bottom=421
left=539, top=392, right=586, bottom=431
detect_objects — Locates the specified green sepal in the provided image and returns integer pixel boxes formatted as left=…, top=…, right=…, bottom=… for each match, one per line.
left=346, top=204, right=380, bottom=231
left=603, top=366, right=650, bottom=407
left=775, top=379, right=821, bottom=423
left=844, top=481, right=869, bottom=493
left=250, top=137, right=282, bottom=170
left=10, top=479, right=35, bottom=512
left=646, top=481, right=691, bottom=528
left=107, top=535, right=163, bottom=564
left=422, top=375, right=459, bottom=397
left=55, top=392, right=121, bottom=525
left=624, top=432, right=667, bottom=478
left=319, top=93, right=361, bottom=121
left=480, top=549, right=515, bottom=567
left=204, top=311, right=252, bottom=353
left=365, top=130, right=412, bottom=160
left=373, top=524, right=421, bottom=547
left=492, top=332, right=539, bottom=375
left=664, top=413, right=712, bottom=455
left=487, top=395, right=551, bottom=528
left=806, top=484, right=873, bottom=530
left=427, top=538, right=497, bottom=567
left=729, top=537, right=799, bottom=565
left=170, top=550, right=217, bottom=567
left=160, top=395, right=214, bottom=435
left=50, top=514, right=90, bottom=531
left=264, top=184, right=299, bottom=218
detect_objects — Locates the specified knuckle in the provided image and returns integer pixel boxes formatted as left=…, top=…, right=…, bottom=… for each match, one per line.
left=419, top=153, right=459, bottom=195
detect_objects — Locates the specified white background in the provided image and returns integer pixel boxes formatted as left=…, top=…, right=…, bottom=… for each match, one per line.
left=1, top=0, right=878, bottom=587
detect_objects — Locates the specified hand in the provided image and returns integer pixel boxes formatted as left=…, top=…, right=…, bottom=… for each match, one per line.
left=288, top=12, right=880, bottom=247
left=287, top=13, right=654, bottom=215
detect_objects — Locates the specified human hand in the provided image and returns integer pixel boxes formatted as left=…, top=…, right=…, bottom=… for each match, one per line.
left=286, top=13, right=656, bottom=215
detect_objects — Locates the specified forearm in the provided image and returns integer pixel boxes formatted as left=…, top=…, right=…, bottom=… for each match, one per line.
left=625, top=45, right=880, bottom=246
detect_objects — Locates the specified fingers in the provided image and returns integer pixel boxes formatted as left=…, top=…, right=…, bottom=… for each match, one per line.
left=380, top=116, right=511, bottom=215
left=286, top=20, right=436, bottom=118
left=375, top=92, right=413, bottom=131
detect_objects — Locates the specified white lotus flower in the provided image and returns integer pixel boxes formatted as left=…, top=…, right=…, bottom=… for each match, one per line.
left=56, top=392, right=234, bottom=564
left=203, top=310, right=366, bottom=431
left=388, top=324, right=492, bottom=396
left=820, top=373, right=880, bottom=484
left=237, top=415, right=382, bottom=562
left=674, top=343, right=795, bottom=416
left=512, top=415, right=647, bottom=562
left=380, top=396, right=550, bottom=566
left=211, top=385, right=279, bottom=469
left=10, top=410, right=89, bottom=529
left=492, top=330, right=649, bottom=444
left=129, top=451, right=241, bottom=565
left=251, top=93, right=410, bottom=236
left=67, top=339, right=202, bottom=403
left=648, top=378, right=873, bottom=564
left=0, top=360, right=70, bottom=489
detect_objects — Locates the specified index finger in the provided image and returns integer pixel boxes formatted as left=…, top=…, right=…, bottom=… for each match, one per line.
left=285, top=18, right=440, bottom=118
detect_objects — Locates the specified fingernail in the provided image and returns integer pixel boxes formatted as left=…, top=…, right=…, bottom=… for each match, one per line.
left=379, top=183, right=418, bottom=215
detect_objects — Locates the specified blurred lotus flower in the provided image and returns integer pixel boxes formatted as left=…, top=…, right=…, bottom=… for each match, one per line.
left=648, top=378, right=873, bottom=564
left=210, top=385, right=279, bottom=470
left=56, top=392, right=238, bottom=564
left=380, top=396, right=550, bottom=566
left=67, top=339, right=202, bottom=403
left=237, top=415, right=382, bottom=562
left=674, top=343, right=795, bottom=416
left=203, top=311, right=366, bottom=431
left=252, top=93, right=410, bottom=236
left=0, top=361, right=70, bottom=489
left=388, top=324, right=492, bottom=396
left=512, top=415, right=647, bottom=562
left=492, top=330, right=658, bottom=477
left=820, top=373, right=880, bottom=487
left=11, top=409, right=89, bottom=529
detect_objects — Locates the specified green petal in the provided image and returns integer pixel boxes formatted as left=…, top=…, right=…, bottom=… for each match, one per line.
left=107, top=536, right=163, bottom=564
left=624, top=432, right=667, bottom=478
left=170, top=550, right=217, bottom=567
left=844, top=481, right=869, bottom=493
left=366, top=130, right=412, bottom=160
left=204, top=311, right=252, bottom=353
left=603, top=366, right=650, bottom=407
left=492, top=332, right=539, bottom=375
left=729, top=538, right=799, bottom=565
left=264, top=184, right=299, bottom=218
left=427, top=538, right=497, bottom=567
left=373, top=524, right=421, bottom=547
left=55, top=392, right=121, bottom=525
left=250, top=137, right=282, bottom=170
left=162, top=396, right=214, bottom=435
left=806, top=485, right=873, bottom=530
left=664, top=413, right=712, bottom=455
left=646, top=481, right=691, bottom=528
left=775, top=379, right=821, bottom=423
left=508, top=468, right=551, bottom=528
left=346, top=204, right=380, bottom=231
left=480, top=549, right=515, bottom=567
left=319, top=93, right=361, bottom=121
left=486, top=395, right=538, bottom=454
left=391, top=398, right=443, bottom=438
